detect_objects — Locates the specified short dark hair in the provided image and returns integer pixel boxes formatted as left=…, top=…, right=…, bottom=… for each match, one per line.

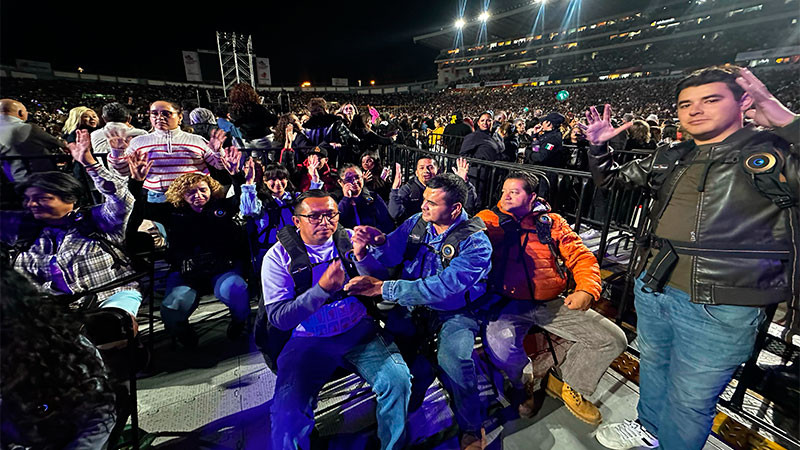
left=293, top=189, right=334, bottom=215
left=662, top=124, right=678, bottom=141
left=338, top=163, right=362, bottom=180
left=426, top=173, right=468, bottom=207
left=16, top=172, right=85, bottom=204
left=504, top=172, right=539, bottom=195
left=416, top=155, right=439, bottom=167
left=149, top=100, right=182, bottom=113
left=260, top=163, right=295, bottom=194
left=101, top=102, right=130, bottom=123
left=675, top=65, right=745, bottom=101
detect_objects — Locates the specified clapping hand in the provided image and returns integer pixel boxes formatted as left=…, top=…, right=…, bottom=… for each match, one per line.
left=307, top=154, right=321, bottom=183
left=220, top=146, right=242, bottom=175
left=318, top=259, right=346, bottom=293
left=285, top=125, right=297, bottom=148
left=452, top=157, right=469, bottom=182
left=735, top=68, right=798, bottom=129
left=67, top=129, right=96, bottom=166
left=579, top=104, right=632, bottom=146
left=209, top=128, right=227, bottom=152
left=391, top=162, right=403, bottom=189
left=127, top=151, right=153, bottom=181
left=243, top=157, right=257, bottom=185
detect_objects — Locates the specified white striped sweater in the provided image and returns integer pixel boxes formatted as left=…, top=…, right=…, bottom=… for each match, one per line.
left=108, top=128, right=223, bottom=192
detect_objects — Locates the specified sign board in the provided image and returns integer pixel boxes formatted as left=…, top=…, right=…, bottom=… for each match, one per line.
left=182, top=51, right=202, bottom=82
left=256, top=58, right=272, bottom=86
left=16, top=59, right=51, bottom=73
left=332, top=78, right=348, bottom=87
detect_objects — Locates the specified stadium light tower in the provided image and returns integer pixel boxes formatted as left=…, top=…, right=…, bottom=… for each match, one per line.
left=455, top=18, right=465, bottom=29
left=479, top=11, right=490, bottom=21
left=216, top=32, right=256, bottom=97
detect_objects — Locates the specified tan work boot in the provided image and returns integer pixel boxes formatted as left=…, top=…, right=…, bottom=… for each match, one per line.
left=544, top=372, right=602, bottom=426
left=460, top=428, right=487, bottom=450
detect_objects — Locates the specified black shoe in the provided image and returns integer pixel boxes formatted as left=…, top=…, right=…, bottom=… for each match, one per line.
left=174, top=321, right=198, bottom=348
left=226, top=319, right=246, bottom=340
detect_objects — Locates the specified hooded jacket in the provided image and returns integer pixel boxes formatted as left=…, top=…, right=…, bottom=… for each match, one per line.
left=476, top=199, right=601, bottom=301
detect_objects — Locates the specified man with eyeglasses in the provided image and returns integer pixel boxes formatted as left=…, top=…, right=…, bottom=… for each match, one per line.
left=107, top=100, right=229, bottom=203
left=260, top=190, right=411, bottom=449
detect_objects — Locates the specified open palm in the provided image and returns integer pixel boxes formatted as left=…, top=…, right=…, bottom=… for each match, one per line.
left=579, top=104, right=632, bottom=146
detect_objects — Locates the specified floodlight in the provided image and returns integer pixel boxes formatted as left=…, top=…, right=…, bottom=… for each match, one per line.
left=479, top=11, right=490, bottom=21
left=455, top=18, right=465, bottom=28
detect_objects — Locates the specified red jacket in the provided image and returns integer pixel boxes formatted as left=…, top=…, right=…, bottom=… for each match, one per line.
left=477, top=200, right=601, bottom=301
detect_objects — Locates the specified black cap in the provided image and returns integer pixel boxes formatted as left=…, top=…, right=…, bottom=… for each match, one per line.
left=541, top=112, right=565, bottom=127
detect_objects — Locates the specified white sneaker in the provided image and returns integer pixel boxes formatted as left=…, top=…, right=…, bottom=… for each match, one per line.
left=595, top=420, right=659, bottom=449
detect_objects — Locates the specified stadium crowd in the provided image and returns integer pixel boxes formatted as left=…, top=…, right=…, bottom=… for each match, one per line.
left=1, top=63, right=799, bottom=450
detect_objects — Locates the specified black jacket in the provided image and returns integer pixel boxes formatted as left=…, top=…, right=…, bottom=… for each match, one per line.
left=443, top=122, right=473, bottom=155
left=525, top=129, right=566, bottom=167
left=388, top=176, right=479, bottom=223
left=589, top=120, right=800, bottom=316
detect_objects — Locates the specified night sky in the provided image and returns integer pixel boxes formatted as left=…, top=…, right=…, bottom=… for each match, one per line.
left=0, top=1, right=456, bottom=86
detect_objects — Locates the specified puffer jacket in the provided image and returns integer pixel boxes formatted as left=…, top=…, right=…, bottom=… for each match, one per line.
left=477, top=199, right=601, bottom=301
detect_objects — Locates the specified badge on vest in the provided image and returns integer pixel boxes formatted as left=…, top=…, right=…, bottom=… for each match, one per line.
left=544, top=143, right=555, bottom=151
left=441, top=244, right=456, bottom=259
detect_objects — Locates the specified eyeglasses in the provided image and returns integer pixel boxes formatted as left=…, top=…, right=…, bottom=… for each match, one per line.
left=342, top=175, right=362, bottom=184
left=296, top=211, right=339, bottom=225
left=150, top=110, right=177, bottom=118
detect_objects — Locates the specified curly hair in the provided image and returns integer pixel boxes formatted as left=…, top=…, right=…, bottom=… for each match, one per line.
left=165, top=173, right=225, bottom=207
left=0, top=266, right=115, bottom=448
left=228, top=83, right=260, bottom=117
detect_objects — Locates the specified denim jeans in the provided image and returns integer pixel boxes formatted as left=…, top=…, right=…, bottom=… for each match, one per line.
left=384, top=308, right=484, bottom=434
left=160, top=270, right=249, bottom=330
left=634, top=276, right=765, bottom=450
left=270, top=319, right=411, bottom=450
left=484, top=298, right=627, bottom=395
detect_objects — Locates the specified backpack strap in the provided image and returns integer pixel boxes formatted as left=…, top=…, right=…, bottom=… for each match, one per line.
left=403, top=216, right=429, bottom=263
left=439, top=216, right=486, bottom=268
left=276, top=226, right=314, bottom=296
left=741, top=146, right=798, bottom=209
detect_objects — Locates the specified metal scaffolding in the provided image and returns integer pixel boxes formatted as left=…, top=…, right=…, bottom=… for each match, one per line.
left=216, top=32, right=256, bottom=97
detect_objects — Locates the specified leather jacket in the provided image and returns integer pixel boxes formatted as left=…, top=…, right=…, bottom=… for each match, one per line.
left=588, top=119, right=800, bottom=312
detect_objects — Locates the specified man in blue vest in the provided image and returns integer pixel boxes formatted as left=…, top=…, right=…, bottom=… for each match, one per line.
left=346, top=173, right=493, bottom=450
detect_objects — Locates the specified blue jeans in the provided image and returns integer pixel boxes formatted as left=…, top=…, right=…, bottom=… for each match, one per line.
left=634, top=276, right=765, bottom=450
left=160, top=270, right=249, bottom=330
left=270, top=319, right=411, bottom=450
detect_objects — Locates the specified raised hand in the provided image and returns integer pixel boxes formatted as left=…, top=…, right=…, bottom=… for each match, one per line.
left=579, top=104, right=632, bottom=146
left=318, top=259, right=346, bottom=293
left=391, top=162, right=403, bottom=189
left=208, top=128, right=227, bottom=152
left=307, top=154, right=321, bottom=184
left=362, top=170, right=373, bottom=183
left=351, top=225, right=386, bottom=260
left=735, top=67, right=798, bottom=128
left=67, top=129, right=96, bottom=166
left=344, top=275, right=383, bottom=297
left=243, top=157, right=257, bottom=185
left=452, top=157, right=469, bottom=182
left=285, top=125, right=297, bottom=148
left=127, top=151, right=153, bottom=181
left=220, top=146, right=242, bottom=175
left=106, top=127, right=132, bottom=152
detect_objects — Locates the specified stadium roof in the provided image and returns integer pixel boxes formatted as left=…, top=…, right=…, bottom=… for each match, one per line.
left=413, top=0, right=698, bottom=50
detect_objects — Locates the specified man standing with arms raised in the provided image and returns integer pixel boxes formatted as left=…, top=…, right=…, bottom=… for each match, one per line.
left=585, top=66, right=799, bottom=450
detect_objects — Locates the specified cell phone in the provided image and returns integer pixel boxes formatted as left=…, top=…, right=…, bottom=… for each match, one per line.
left=381, top=167, right=391, bottom=180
